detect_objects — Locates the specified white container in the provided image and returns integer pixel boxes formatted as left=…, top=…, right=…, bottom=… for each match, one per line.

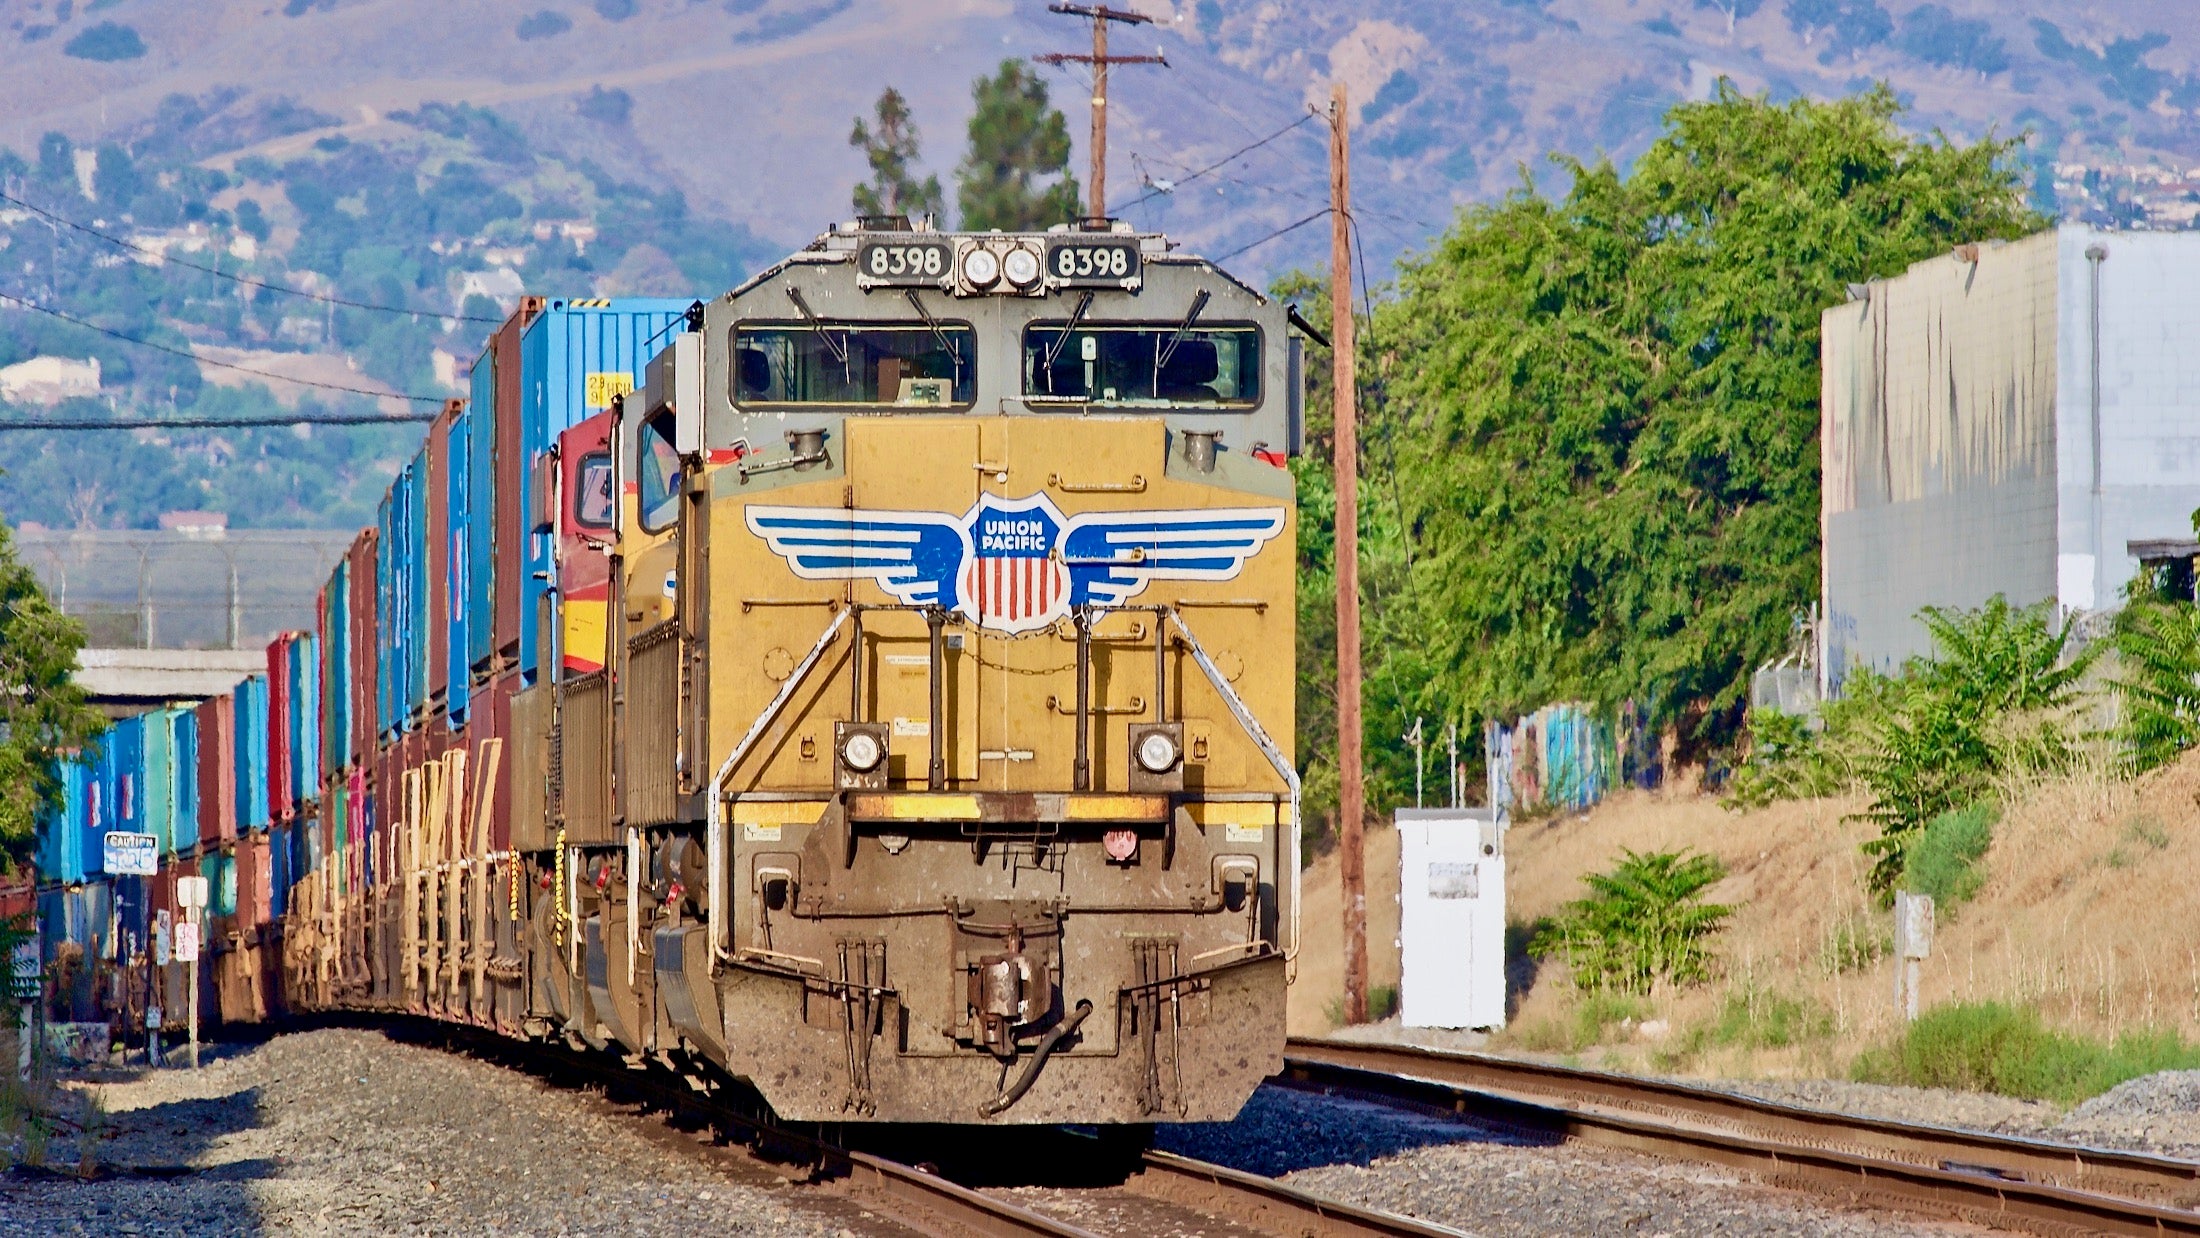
left=1397, top=808, right=1506, bottom=1030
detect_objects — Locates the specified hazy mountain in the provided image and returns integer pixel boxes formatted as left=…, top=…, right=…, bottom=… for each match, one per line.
left=9, top=0, right=2200, bottom=286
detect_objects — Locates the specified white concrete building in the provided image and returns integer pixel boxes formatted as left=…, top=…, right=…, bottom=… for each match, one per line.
left=0, top=354, right=101, bottom=405
left=1820, top=226, right=2200, bottom=686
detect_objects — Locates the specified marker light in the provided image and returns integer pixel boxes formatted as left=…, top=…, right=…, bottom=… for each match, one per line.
left=841, top=730, right=884, bottom=772
left=1136, top=730, right=1180, bottom=774
left=1003, top=246, right=1042, bottom=288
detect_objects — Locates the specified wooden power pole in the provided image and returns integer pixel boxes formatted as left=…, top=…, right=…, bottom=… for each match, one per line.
left=1328, top=83, right=1368, bottom=1026
left=1039, top=3, right=1166, bottom=219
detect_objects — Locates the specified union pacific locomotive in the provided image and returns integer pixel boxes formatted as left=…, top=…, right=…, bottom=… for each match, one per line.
left=49, top=218, right=1306, bottom=1126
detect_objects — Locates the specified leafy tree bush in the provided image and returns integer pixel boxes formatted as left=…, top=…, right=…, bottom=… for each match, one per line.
left=1376, top=85, right=2038, bottom=760
left=62, top=21, right=146, bottom=62
left=1895, top=4, right=2008, bottom=74
left=1535, top=850, right=1733, bottom=993
left=2111, top=598, right=2200, bottom=772
left=850, top=87, right=943, bottom=222
left=955, top=60, right=1079, bottom=230
left=0, top=522, right=105, bottom=865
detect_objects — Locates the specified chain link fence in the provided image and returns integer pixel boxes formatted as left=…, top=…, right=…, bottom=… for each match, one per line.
left=17, top=530, right=354, bottom=651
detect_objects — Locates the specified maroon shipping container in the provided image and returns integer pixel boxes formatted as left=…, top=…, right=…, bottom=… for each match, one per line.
left=267, top=633, right=293, bottom=819
left=195, top=695, right=236, bottom=847
left=490, top=305, right=537, bottom=671
left=237, top=833, right=273, bottom=930
left=348, top=529, right=378, bottom=769
left=476, top=672, right=520, bottom=851
left=427, top=401, right=457, bottom=704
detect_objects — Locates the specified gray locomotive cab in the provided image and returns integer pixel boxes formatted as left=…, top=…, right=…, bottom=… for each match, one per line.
left=695, top=221, right=1299, bottom=478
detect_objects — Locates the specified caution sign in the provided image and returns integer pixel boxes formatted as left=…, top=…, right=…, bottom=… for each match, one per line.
left=585, top=371, right=636, bottom=409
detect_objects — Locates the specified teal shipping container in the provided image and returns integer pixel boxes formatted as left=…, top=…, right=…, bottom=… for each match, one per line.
left=234, top=675, right=270, bottom=832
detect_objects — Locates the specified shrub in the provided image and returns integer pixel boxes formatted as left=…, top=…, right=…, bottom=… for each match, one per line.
left=62, top=21, right=145, bottom=61
left=1535, top=850, right=1732, bottom=994
left=1819, top=916, right=1889, bottom=975
left=1852, top=1002, right=2200, bottom=1103
left=2112, top=599, right=2200, bottom=773
left=1899, top=802, right=1996, bottom=910
left=1693, top=986, right=1832, bottom=1052
left=1514, top=991, right=1650, bottom=1053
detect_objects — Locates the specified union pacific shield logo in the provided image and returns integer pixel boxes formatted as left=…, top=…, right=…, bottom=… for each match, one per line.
left=746, top=493, right=1285, bottom=636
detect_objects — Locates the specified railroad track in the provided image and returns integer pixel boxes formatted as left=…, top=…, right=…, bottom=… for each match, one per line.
left=397, top=1019, right=1459, bottom=1237
left=1284, top=1036, right=2200, bottom=1237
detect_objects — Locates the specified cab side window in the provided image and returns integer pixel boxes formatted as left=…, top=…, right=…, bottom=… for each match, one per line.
left=637, top=413, right=681, bottom=532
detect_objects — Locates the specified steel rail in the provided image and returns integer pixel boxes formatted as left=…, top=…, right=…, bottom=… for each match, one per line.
left=1125, top=1149, right=1469, bottom=1237
left=1284, top=1037, right=2200, bottom=1237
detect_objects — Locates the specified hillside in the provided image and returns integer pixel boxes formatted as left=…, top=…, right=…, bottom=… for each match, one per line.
left=8, top=0, right=2200, bottom=530
left=1296, top=755, right=2200, bottom=1084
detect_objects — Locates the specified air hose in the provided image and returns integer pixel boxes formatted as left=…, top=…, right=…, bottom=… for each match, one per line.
left=979, top=999, right=1095, bottom=1118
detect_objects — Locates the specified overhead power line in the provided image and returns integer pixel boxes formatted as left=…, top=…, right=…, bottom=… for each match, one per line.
left=1215, top=208, right=1331, bottom=262
left=0, top=291, right=451, bottom=404
left=0, top=412, right=436, bottom=431
left=1112, top=112, right=1318, bottom=215
left=0, top=189, right=503, bottom=323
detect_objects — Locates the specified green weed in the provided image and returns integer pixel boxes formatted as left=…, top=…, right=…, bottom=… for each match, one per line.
left=2105, top=814, right=2171, bottom=869
left=1900, top=802, right=1997, bottom=911
left=1533, top=850, right=1731, bottom=994
left=1322, top=983, right=1400, bottom=1027
left=1819, top=917, right=1890, bottom=975
left=1851, top=1001, right=2200, bottom=1104
left=1514, top=991, right=1651, bottom=1053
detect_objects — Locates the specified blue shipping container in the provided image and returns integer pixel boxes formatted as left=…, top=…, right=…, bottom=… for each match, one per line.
left=446, top=402, right=473, bottom=726
left=466, top=350, right=497, bottom=673
left=234, top=675, right=270, bottom=831
left=324, top=561, right=350, bottom=774
left=517, top=298, right=695, bottom=684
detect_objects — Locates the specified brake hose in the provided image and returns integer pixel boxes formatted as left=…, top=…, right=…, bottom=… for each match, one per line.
left=979, top=999, right=1095, bottom=1118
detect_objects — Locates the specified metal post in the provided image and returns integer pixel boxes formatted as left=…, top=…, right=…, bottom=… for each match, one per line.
left=1408, top=717, right=1424, bottom=808
left=926, top=608, right=946, bottom=790
left=1329, top=83, right=1368, bottom=1026
left=1073, top=608, right=1092, bottom=791
left=187, top=907, right=199, bottom=1068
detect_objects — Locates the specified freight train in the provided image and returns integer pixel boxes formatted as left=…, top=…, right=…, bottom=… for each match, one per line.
left=32, top=218, right=1306, bottom=1126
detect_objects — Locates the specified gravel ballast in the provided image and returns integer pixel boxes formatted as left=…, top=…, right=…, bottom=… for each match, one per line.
left=1164, top=1086, right=1986, bottom=1236
left=0, top=1026, right=903, bottom=1237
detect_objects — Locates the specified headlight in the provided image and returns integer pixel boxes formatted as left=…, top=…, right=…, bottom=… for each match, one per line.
left=962, top=247, right=1001, bottom=288
left=1136, top=730, right=1180, bottom=773
left=1003, top=246, right=1042, bottom=288
left=841, top=730, right=884, bottom=772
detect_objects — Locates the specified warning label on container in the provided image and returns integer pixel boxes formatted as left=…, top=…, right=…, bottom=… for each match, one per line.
left=585, top=371, right=636, bottom=408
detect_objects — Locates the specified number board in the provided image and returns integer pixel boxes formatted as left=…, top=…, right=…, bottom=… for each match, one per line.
left=856, top=239, right=952, bottom=286
left=1046, top=240, right=1141, bottom=287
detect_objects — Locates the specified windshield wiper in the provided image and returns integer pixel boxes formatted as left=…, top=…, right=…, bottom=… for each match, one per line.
left=784, top=285, right=848, bottom=365
left=1042, top=291, right=1097, bottom=373
left=1157, top=289, right=1211, bottom=371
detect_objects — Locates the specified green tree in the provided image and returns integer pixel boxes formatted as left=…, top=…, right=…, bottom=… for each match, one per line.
left=1374, top=83, right=2039, bottom=755
left=0, top=520, right=104, bottom=867
left=850, top=86, right=944, bottom=222
left=955, top=60, right=1080, bottom=231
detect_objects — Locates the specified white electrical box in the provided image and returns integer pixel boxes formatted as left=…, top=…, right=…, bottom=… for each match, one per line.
left=1397, top=808, right=1506, bottom=1030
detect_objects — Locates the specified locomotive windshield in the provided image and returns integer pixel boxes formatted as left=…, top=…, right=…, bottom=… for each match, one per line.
left=1022, top=323, right=1261, bottom=408
left=733, top=322, right=974, bottom=408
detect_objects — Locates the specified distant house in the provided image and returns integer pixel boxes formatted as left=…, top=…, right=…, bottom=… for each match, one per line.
left=1820, top=225, right=2200, bottom=688
left=0, top=355, right=101, bottom=405
left=157, top=510, right=228, bottom=539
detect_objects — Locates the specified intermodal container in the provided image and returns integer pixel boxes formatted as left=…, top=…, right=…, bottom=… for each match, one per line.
left=410, top=438, right=432, bottom=722
left=38, top=761, right=88, bottom=884
left=474, top=299, right=543, bottom=675
left=268, top=635, right=293, bottom=816
left=237, top=833, right=272, bottom=929
left=517, top=298, right=694, bottom=684
left=171, top=707, right=199, bottom=857
left=269, top=824, right=292, bottom=920
left=196, top=695, right=236, bottom=846
left=447, top=396, right=474, bottom=726
left=348, top=528, right=377, bottom=768
left=426, top=403, right=455, bottom=707
left=322, top=562, right=351, bottom=774
left=292, top=631, right=320, bottom=810
left=377, top=486, right=397, bottom=741
left=234, top=675, right=270, bottom=833
left=144, top=709, right=174, bottom=854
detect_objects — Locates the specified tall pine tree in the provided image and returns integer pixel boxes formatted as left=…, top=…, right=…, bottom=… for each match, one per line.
left=955, top=60, right=1080, bottom=231
left=849, top=86, right=943, bottom=222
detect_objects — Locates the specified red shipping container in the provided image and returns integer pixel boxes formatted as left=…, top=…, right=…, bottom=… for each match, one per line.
left=478, top=672, right=520, bottom=851
left=195, top=696, right=237, bottom=847
left=426, top=401, right=457, bottom=705
left=267, top=633, right=293, bottom=820
left=348, top=529, right=378, bottom=769
left=237, top=834, right=273, bottom=930
left=490, top=304, right=539, bottom=670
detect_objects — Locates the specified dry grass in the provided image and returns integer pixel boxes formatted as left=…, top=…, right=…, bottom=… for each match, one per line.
left=1293, top=746, right=2200, bottom=1083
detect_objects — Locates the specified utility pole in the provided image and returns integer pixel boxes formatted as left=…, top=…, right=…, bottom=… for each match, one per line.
left=1329, top=83, right=1368, bottom=1027
left=1038, top=3, right=1166, bottom=219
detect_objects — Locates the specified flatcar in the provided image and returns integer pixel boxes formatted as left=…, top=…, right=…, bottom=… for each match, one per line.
left=43, top=218, right=1308, bottom=1127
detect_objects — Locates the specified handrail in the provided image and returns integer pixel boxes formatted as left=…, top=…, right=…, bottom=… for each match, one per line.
left=1164, top=607, right=1302, bottom=961
left=707, top=606, right=850, bottom=960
